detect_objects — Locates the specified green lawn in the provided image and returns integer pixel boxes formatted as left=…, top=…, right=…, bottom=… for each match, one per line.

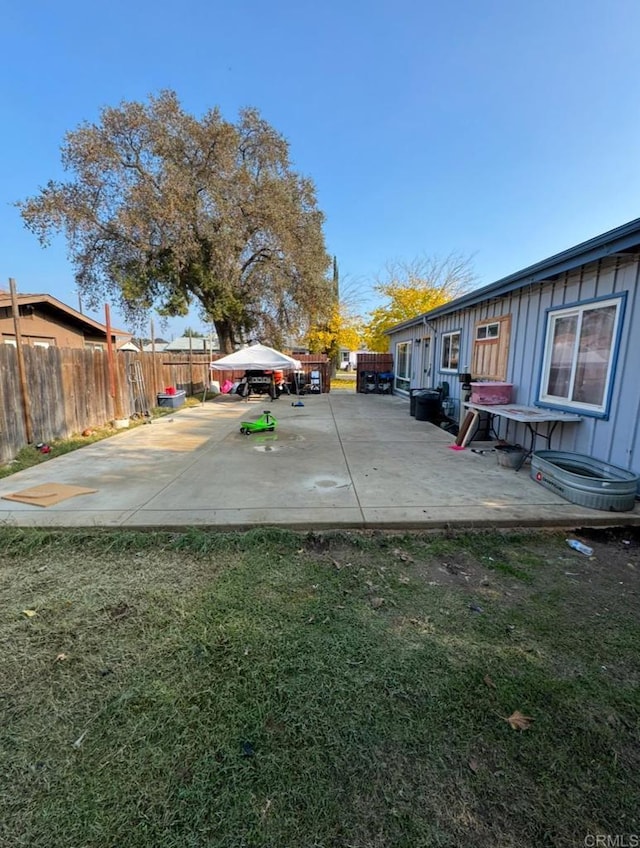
left=1, top=528, right=638, bottom=847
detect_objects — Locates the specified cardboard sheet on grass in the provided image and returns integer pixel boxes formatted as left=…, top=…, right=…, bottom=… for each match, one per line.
left=2, top=483, right=97, bottom=508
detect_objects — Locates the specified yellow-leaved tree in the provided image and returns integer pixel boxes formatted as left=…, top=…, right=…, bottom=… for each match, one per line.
left=306, top=258, right=364, bottom=360
left=364, top=254, right=477, bottom=352
left=306, top=302, right=364, bottom=360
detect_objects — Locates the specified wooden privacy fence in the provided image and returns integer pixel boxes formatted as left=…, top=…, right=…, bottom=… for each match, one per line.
left=0, top=346, right=330, bottom=463
left=355, top=353, right=394, bottom=392
left=294, top=354, right=331, bottom=394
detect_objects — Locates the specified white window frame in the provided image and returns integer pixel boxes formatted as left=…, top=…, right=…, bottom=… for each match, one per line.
left=538, top=294, right=625, bottom=418
left=476, top=322, right=500, bottom=341
left=394, top=340, right=412, bottom=392
left=440, top=331, right=461, bottom=372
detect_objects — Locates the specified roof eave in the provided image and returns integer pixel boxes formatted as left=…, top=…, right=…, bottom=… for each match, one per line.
left=385, top=216, right=640, bottom=332
left=0, top=293, right=127, bottom=337
left=426, top=219, right=640, bottom=321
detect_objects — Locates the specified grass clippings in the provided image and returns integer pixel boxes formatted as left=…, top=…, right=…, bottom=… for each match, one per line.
left=1, top=527, right=638, bottom=848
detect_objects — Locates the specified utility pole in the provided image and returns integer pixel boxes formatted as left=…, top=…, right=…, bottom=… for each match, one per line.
left=331, top=256, right=340, bottom=376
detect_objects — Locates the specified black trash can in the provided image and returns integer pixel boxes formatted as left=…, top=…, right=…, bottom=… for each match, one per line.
left=409, top=387, right=428, bottom=416
left=415, top=390, right=442, bottom=423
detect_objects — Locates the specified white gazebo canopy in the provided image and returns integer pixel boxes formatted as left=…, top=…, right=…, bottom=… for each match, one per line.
left=209, top=342, right=301, bottom=371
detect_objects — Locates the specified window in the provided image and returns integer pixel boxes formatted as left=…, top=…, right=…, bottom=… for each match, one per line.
left=476, top=322, right=500, bottom=340
left=440, top=331, right=460, bottom=372
left=394, top=341, right=412, bottom=391
left=539, top=295, right=625, bottom=416
left=3, top=339, right=17, bottom=347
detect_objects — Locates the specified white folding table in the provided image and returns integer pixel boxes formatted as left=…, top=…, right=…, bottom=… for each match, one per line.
left=462, top=403, right=583, bottom=470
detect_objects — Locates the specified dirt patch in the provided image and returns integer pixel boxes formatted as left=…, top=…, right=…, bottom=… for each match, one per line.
left=304, top=531, right=332, bottom=552
left=542, top=527, right=640, bottom=609
left=322, top=527, right=640, bottom=614
left=413, top=550, right=510, bottom=594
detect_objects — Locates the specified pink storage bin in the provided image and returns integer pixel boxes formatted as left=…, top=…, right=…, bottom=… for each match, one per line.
left=470, top=382, right=513, bottom=404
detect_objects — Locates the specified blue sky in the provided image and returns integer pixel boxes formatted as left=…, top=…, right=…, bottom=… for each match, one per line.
left=2, top=0, right=640, bottom=338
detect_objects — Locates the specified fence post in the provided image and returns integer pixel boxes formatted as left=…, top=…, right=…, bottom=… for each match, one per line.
left=150, top=318, right=158, bottom=402
left=9, top=278, right=34, bottom=443
left=105, top=304, right=123, bottom=419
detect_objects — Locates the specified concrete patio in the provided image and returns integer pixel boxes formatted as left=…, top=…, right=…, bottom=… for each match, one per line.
left=0, top=392, right=638, bottom=530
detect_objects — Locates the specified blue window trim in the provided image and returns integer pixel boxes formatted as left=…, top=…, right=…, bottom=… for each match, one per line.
left=439, top=328, right=462, bottom=374
left=534, top=291, right=627, bottom=420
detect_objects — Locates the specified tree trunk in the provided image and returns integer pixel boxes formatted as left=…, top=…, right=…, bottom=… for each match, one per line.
left=214, top=319, right=235, bottom=354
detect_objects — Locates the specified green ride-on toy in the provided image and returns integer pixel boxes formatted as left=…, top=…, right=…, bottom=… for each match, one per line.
left=240, top=409, right=277, bottom=435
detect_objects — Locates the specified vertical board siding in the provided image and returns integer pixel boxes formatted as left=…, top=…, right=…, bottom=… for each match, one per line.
left=619, top=262, right=640, bottom=468
left=599, top=259, right=640, bottom=467
left=387, top=256, right=640, bottom=474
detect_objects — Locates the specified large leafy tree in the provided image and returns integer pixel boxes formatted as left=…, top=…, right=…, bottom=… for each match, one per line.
left=18, top=91, right=332, bottom=352
left=363, top=254, right=477, bottom=351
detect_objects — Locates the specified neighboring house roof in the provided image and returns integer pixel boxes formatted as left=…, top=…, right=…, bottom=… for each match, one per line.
left=0, top=291, right=128, bottom=339
left=386, top=216, right=640, bottom=333
left=164, top=336, right=218, bottom=352
left=117, top=341, right=140, bottom=352
left=142, top=342, right=169, bottom=352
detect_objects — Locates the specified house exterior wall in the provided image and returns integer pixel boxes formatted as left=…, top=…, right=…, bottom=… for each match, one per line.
left=388, top=255, right=640, bottom=474
left=0, top=307, right=97, bottom=348
left=386, top=323, right=438, bottom=393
